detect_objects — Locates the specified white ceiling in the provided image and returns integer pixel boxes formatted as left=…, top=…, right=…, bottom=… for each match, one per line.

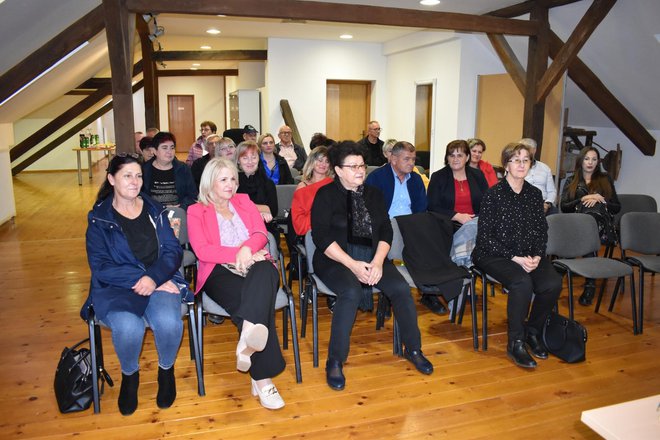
left=1, top=0, right=659, bottom=132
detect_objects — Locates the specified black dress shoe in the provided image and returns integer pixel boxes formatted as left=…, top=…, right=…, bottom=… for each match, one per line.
left=507, top=340, right=537, bottom=369
left=118, top=371, right=139, bottom=415
left=578, top=282, right=596, bottom=306
left=420, top=295, right=447, bottom=315
left=208, top=314, right=225, bottom=325
left=403, top=349, right=434, bottom=375
left=325, top=358, right=345, bottom=391
left=525, top=333, right=548, bottom=360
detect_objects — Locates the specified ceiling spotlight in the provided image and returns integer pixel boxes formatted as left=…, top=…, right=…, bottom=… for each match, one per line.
left=190, top=67, right=198, bottom=71
left=200, top=45, right=212, bottom=50
left=340, top=34, right=353, bottom=40
left=192, top=63, right=201, bottom=67
left=148, top=26, right=164, bottom=42
left=420, top=0, right=441, bottom=5
left=206, top=28, right=221, bottom=35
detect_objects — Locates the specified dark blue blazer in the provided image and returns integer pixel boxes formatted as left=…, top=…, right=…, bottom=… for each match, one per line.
left=365, top=164, right=427, bottom=214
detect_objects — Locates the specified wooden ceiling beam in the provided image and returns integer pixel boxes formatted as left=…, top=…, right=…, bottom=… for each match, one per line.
left=488, top=0, right=582, bottom=18
left=536, top=0, right=615, bottom=103
left=157, top=69, right=239, bottom=77
left=125, top=0, right=538, bottom=36
left=549, top=31, right=655, bottom=156
left=487, top=34, right=526, bottom=95
left=152, top=50, right=267, bottom=62
left=137, top=15, right=159, bottom=129
left=0, top=6, right=105, bottom=105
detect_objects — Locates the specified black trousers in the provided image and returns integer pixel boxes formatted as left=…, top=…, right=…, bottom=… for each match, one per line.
left=315, top=258, right=421, bottom=362
left=475, top=256, right=562, bottom=342
left=203, top=261, right=285, bottom=380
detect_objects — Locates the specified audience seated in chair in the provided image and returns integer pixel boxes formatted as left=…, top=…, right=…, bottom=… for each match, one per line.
left=187, top=158, right=286, bottom=410
left=82, top=154, right=193, bottom=415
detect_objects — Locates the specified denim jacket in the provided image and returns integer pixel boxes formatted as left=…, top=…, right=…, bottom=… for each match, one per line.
left=81, top=193, right=191, bottom=321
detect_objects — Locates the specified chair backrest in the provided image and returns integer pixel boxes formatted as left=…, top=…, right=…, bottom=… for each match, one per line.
left=614, top=194, right=658, bottom=226
left=275, top=184, right=297, bottom=218
left=546, top=213, right=601, bottom=258
left=304, top=231, right=316, bottom=273
left=366, top=165, right=379, bottom=175
left=290, top=167, right=301, bottom=178
left=167, top=206, right=189, bottom=245
left=620, top=212, right=660, bottom=254
left=389, top=217, right=404, bottom=261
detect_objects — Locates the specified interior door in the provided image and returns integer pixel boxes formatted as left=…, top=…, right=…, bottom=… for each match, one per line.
left=414, top=83, right=433, bottom=151
left=326, top=80, right=371, bottom=141
left=167, top=95, right=196, bottom=154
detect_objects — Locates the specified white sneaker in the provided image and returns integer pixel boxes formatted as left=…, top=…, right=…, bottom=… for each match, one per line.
left=251, top=379, right=285, bottom=410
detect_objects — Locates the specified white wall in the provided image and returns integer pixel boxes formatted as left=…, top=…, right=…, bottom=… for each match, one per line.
left=579, top=126, right=660, bottom=207
left=157, top=76, right=226, bottom=133
left=266, top=38, right=388, bottom=149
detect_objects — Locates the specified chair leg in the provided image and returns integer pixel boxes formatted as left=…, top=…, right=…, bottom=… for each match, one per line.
left=300, top=278, right=309, bottom=338
left=312, top=286, right=319, bottom=368
left=605, top=278, right=621, bottom=312
left=187, top=303, right=205, bottom=396
left=566, top=272, right=575, bottom=320
left=89, top=319, right=101, bottom=414
left=286, top=295, right=303, bottom=383
left=629, top=273, right=638, bottom=335
left=469, top=279, right=478, bottom=351
left=481, top=273, right=488, bottom=351
left=639, top=268, right=645, bottom=334
left=282, top=304, right=289, bottom=350
left=376, top=292, right=385, bottom=331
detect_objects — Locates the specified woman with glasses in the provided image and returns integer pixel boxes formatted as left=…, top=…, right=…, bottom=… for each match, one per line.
left=235, top=141, right=278, bottom=233
left=191, top=135, right=236, bottom=188
left=141, top=131, right=198, bottom=210
left=311, top=141, right=433, bottom=391
left=258, top=133, right=294, bottom=185
left=186, top=120, right=217, bottom=166
left=560, top=146, right=620, bottom=306
left=427, top=139, right=489, bottom=231
left=472, top=142, right=562, bottom=369
left=82, top=154, right=192, bottom=415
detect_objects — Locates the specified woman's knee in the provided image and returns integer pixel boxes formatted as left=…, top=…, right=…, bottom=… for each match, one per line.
left=506, top=276, right=534, bottom=298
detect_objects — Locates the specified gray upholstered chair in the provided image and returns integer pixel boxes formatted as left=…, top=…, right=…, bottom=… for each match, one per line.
left=300, top=231, right=402, bottom=368
left=605, top=194, right=657, bottom=258
left=547, top=213, right=637, bottom=334
left=167, top=206, right=197, bottom=284
left=195, top=232, right=302, bottom=383
left=620, top=212, right=660, bottom=334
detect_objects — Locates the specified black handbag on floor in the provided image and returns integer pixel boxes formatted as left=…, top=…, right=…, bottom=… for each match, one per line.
left=542, top=312, right=588, bottom=363
left=54, top=338, right=94, bottom=413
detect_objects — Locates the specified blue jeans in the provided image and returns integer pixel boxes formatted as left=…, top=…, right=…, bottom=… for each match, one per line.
left=102, top=291, right=183, bottom=374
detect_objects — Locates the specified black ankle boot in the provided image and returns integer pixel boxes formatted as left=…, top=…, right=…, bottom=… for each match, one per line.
left=579, top=282, right=596, bottom=306
left=156, top=366, right=176, bottom=409
left=507, top=340, right=537, bottom=369
left=118, top=371, right=139, bottom=415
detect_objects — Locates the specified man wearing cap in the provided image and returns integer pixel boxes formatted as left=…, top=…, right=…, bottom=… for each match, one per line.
left=276, top=125, right=307, bottom=172
left=186, top=121, right=217, bottom=166
left=357, top=120, right=386, bottom=167
left=243, top=124, right=258, bottom=142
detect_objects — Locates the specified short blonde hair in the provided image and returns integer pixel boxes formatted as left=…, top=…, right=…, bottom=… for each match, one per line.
left=198, top=158, right=239, bottom=206
left=301, top=146, right=333, bottom=182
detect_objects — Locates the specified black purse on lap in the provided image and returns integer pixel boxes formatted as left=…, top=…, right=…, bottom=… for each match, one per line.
left=542, top=312, right=587, bottom=363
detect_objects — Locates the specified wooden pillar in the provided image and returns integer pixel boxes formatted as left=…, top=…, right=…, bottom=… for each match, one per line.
left=136, top=15, right=159, bottom=130
left=103, top=0, right=136, bottom=154
left=522, top=5, right=549, bottom=158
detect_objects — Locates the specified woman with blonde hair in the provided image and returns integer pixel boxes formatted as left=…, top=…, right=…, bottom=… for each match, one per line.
left=258, top=133, right=294, bottom=185
left=297, top=146, right=333, bottom=189
left=188, top=158, right=286, bottom=410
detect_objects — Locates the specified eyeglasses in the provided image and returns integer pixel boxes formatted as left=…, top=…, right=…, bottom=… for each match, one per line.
left=200, top=127, right=212, bottom=132
left=340, top=163, right=367, bottom=171
left=279, top=131, right=292, bottom=135
left=509, top=158, right=531, bottom=165
left=218, top=146, right=236, bottom=152
left=369, top=127, right=382, bottom=132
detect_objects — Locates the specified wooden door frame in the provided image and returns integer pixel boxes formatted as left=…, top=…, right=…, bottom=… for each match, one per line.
left=414, top=79, right=436, bottom=168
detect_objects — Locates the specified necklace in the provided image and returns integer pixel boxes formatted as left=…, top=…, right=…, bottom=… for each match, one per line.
left=455, top=178, right=466, bottom=193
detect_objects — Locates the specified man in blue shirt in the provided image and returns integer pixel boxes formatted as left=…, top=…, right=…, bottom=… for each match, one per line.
left=366, top=142, right=444, bottom=315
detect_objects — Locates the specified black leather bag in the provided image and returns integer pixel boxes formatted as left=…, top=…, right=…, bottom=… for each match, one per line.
left=54, top=339, right=94, bottom=413
left=542, top=312, right=587, bottom=363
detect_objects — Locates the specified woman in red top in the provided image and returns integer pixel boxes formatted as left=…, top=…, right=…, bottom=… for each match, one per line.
left=468, top=138, right=499, bottom=187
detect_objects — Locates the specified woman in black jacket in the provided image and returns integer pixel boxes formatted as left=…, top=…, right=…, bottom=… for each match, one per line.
left=427, top=139, right=489, bottom=229
left=311, top=141, right=433, bottom=392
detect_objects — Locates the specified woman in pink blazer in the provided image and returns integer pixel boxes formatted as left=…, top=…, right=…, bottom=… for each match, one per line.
left=188, top=158, right=285, bottom=410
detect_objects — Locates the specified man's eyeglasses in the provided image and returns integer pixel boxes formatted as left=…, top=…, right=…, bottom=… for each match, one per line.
left=340, top=163, right=367, bottom=171
left=116, top=152, right=140, bottom=159
left=369, top=127, right=382, bottom=132
left=279, top=131, right=292, bottom=135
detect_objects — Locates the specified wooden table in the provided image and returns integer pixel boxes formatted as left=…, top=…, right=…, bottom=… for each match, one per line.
left=71, top=145, right=115, bottom=185
left=581, top=394, right=660, bottom=439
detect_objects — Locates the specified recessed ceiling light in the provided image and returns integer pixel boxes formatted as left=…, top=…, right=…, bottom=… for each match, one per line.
left=192, top=63, right=201, bottom=67
left=200, top=45, right=212, bottom=50
left=340, top=34, right=353, bottom=40
left=420, top=0, right=441, bottom=5
left=190, top=67, right=198, bottom=71
left=206, top=28, right=221, bottom=35
left=217, top=14, right=226, bottom=17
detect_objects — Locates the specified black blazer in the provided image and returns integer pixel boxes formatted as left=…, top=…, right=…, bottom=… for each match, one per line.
left=427, top=166, right=489, bottom=218
left=311, top=180, right=392, bottom=270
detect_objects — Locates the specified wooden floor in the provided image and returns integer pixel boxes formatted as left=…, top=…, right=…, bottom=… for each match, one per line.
left=1, top=161, right=659, bottom=439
